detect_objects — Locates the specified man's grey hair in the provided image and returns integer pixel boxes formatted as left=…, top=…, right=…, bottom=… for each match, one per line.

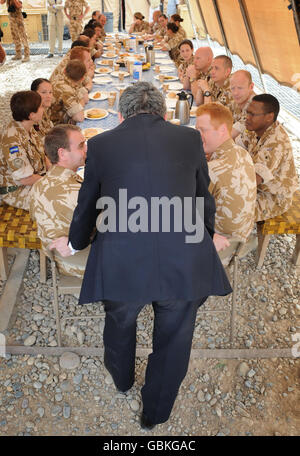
left=118, top=82, right=166, bottom=119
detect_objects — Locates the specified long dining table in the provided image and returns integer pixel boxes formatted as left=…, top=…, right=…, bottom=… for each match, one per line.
left=79, top=33, right=197, bottom=137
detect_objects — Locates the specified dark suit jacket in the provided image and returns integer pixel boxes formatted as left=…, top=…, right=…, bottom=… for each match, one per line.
left=69, top=113, right=232, bottom=304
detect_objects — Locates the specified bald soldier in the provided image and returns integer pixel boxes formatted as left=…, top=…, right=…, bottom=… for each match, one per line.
left=230, top=70, right=256, bottom=139
left=64, top=0, right=90, bottom=41
left=195, top=55, right=233, bottom=109
left=30, top=125, right=89, bottom=278
left=196, top=102, right=257, bottom=266
left=236, top=94, right=299, bottom=222
left=184, top=47, right=213, bottom=91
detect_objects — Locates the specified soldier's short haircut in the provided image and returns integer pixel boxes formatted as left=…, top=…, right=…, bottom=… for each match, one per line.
left=71, top=40, right=89, bottom=49
left=252, top=94, right=280, bottom=121
left=196, top=102, right=233, bottom=133
left=119, top=81, right=166, bottom=119
left=214, top=55, right=233, bottom=71
left=230, top=69, right=252, bottom=84
left=45, top=125, right=81, bottom=164
left=70, top=46, right=90, bottom=61
left=10, top=91, right=42, bottom=121
left=65, top=59, right=86, bottom=81
left=88, top=21, right=103, bottom=30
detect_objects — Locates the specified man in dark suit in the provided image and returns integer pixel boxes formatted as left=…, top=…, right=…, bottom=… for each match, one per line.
left=50, top=82, right=231, bottom=430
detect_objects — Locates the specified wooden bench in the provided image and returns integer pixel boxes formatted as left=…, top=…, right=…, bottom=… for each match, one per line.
left=256, top=190, right=300, bottom=270
left=0, top=204, right=46, bottom=282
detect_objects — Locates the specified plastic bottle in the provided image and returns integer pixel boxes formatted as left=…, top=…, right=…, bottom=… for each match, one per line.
left=129, top=36, right=137, bottom=52
left=133, top=61, right=142, bottom=82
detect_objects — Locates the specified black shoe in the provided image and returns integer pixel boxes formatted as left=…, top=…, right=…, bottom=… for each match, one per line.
left=103, top=359, right=132, bottom=394
left=140, top=412, right=156, bottom=431
left=46, top=53, right=54, bottom=58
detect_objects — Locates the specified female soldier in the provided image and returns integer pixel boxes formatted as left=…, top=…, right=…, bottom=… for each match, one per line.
left=31, top=78, right=54, bottom=138
left=129, top=12, right=150, bottom=34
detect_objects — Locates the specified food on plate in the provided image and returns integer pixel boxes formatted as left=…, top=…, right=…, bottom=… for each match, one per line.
left=168, top=92, right=177, bottom=99
left=92, top=92, right=101, bottom=99
left=106, top=51, right=116, bottom=57
left=142, top=62, right=151, bottom=70
left=100, top=60, right=110, bottom=65
left=86, top=109, right=106, bottom=119
left=98, top=68, right=110, bottom=73
left=83, top=128, right=101, bottom=139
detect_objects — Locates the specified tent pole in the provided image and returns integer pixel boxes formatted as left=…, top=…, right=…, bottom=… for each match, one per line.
left=211, top=0, right=230, bottom=57
left=101, top=0, right=105, bottom=12
left=238, top=0, right=268, bottom=93
left=184, top=0, right=200, bottom=46
left=195, top=0, right=208, bottom=36
left=290, top=0, right=300, bottom=45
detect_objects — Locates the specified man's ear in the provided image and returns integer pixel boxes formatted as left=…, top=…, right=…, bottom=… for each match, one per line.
left=57, top=147, right=66, bottom=162
left=265, top=111, right=275, bottom=124
left=118, top=112, right=124, bottom=123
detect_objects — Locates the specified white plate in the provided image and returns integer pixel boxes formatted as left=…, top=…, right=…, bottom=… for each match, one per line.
left=94, top=67, right=112, bottom=74
left=110, top=71, right=130, bottom=78
left=98, top=60, right=111, bottom=66
left=88, top=91, right=109, bottom=101
left=84, top=109, right=109, bottom=120
left=154, top=75, right=178, bottom=82
left=102, top=53, right=118, bottom=59
left=155, top=58, right=171, bottom=64
left=160, top=67, right=175, bottom=73
left=93, top=76, right=113, bottom=84
left=167, top=82, right=183, bottom=91
left=82, top=128, right=106, bottom=139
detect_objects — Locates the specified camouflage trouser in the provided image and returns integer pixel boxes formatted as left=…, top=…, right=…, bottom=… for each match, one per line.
left=9, top=12, right=30, bottom=58
left=55, top=245, right=90, bottom=279
left=255, top=191, right=292, bottom=222
left=1, top=186, right=31, bottom=210
left=69, top=18, right=83, bottom=42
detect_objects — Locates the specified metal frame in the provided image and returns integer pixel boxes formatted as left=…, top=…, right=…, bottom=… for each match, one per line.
left=184, top=0, right=200, bottom=45
left=212, top=0, right=230, bottom=57
left=290, top=0, right=300, bottom=45
left=238, top=0, right=267, bottom=93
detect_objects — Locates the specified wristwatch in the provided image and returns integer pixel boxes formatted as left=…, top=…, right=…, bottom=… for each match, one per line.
left=203, top=91, right=211, bottom=97
left=189, top=77, right=196, bottom=83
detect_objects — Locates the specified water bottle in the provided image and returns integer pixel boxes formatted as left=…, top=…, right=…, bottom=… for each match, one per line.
left=129, top=36, right=137, bottom=53
left=133, top=61, right=142, bottom=82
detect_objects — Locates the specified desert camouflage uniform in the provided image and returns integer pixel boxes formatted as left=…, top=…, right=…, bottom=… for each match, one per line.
left=230, top=95, right=255, bottom=135
left=0, top=120, right=47, bottom=210
left=208, top=138, right=257, bottom=265
left=163, top=32, right=183, bottom=65
left=65, top=0, right=89, bottom=41
left=36, top=109, right=54, bottom=139
left=50, top=48, right=92, bottom=94
left=208, top=77, right=234, bottom=112
left=131, top=21, right=151, bottom=34
left=155, top=24, right=167, bottom=39
left=177, top=25, right=187, bottom=40
left=49, top=73, right=85, bottom=125
left=29, top=165, right=89, bottom=278
left=236, top=121, right=299, bottom=222
left=178, top=55, right=194, bottom=80
left=6, top=0, right=30, bottom=59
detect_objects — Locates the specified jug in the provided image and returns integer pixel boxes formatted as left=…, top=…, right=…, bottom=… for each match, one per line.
left=145, top=44, right=155, bottom=66
left=175, top=91, right=194, bottom=125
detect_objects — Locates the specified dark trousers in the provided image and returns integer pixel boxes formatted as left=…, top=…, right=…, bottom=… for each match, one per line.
left=103, top=298, right=204, bottom=424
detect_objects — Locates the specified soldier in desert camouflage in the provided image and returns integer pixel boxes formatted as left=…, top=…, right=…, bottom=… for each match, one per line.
left=196, top=102, right=257, bottom=266
left=229, top=70, right=256, bottom=139
left=194, top=55, right=233, bottom=110
left=0, top=91, right=47, bottom=210
left=49, top=59, right=88, bottom=125
left=236, top=94, right=299, bottom=222
left=64, top=0, right=90, bottom=41
left=0, top=0, right=30, bottom=61
left=30, top=124, right=89, bottom=278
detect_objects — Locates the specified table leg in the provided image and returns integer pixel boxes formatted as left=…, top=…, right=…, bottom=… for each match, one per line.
left=256, top=222, right=271, bottom=268
left=0, top=247, right=9, bottom=281
left=39, top=250, right=47, bottom=283
left=292, top=234, right=300, bottom=269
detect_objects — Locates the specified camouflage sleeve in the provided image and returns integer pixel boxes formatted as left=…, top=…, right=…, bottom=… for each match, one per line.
left=254, top=137, right=289, bottom=184
left=235, top=133, right=247, bottom=150
left=2, top=138, right=34, bottom=182
left=59, top=84, right=83, bottom=117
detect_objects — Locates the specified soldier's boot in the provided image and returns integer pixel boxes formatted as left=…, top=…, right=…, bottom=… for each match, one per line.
left=12, top=55, right=22, bottom=60
left=23, top=55, right=30, bottom=62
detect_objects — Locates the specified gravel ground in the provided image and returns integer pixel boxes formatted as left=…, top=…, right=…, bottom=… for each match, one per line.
left=0, top=53, right=299, bottom=437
